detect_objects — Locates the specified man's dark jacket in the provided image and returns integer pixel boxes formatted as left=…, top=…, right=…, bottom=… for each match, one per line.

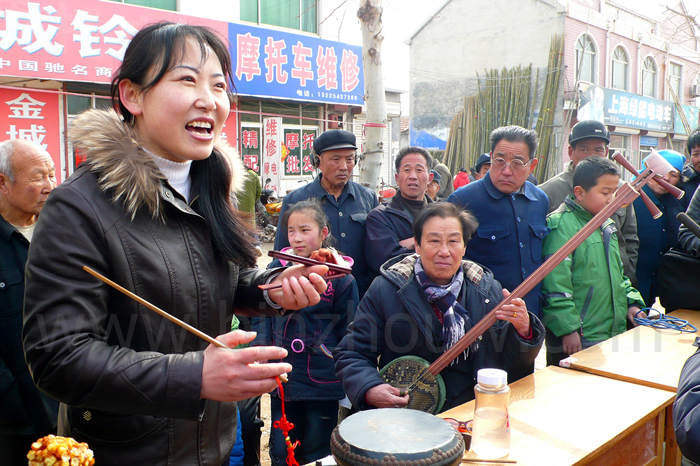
left=447, top=176, right=550, bottom=319
left=365, top=193, right=431, bottom=275
left=334, top=253, right=544, bottom=413
left=684, top=165, right=700, bottom=207
left=274, top=175, right=378, bottom=297
left=0, top=215, right=58, bottom=435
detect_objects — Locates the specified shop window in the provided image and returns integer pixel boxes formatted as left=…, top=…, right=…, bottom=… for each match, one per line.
left=67, top=94, right=111, bottom=116
left=672, top=140, right=686, bottom=156
left=639, top=145, right=656, bottom=163
left=612, top=46, right=629, bottom=91
left=241, top=0, right=317, bottom=34
left=641, top=57, right=657, bottom=98
left=67, top=95, right=91, bottom=115
left=609, top=133, right=632, bottom=180
left=239, top=100, right=262, bottom=123
left=575, top=35, right=596, bottom=83
left=669, top=63, right=683, bottom=101
left=109, top=0, right=176, bottom=10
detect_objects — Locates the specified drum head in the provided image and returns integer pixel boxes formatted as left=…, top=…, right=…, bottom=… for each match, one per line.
left=331, top=409, right=464, bottom=466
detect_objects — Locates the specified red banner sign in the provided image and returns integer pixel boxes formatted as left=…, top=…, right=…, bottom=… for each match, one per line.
left=0, top=87, right=62, bottom=182
left=0, top=0, right=227, bottom=84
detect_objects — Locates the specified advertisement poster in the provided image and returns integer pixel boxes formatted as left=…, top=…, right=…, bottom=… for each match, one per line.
left=0, top=87, right=62, bottom=182
left=262, top=117, right=282, bottom=195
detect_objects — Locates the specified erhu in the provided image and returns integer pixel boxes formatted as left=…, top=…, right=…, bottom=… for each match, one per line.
left=379, top=150, right=680, bottom=413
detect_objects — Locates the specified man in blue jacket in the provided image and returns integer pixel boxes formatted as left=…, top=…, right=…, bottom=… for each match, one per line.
left=0, top=139, right=58, bottom=465
left=447, top=126, right=549, bottom=320
left=274, top=130, right=378, bottom=297
left=365, top=146, right=433, bottom=275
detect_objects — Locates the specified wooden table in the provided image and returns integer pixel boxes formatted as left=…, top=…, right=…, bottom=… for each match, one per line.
left=440, top=366, right=675, bottom=466
left=567, top=320, right=698, bottom=393
left=667, top=309, right=700, bottom=334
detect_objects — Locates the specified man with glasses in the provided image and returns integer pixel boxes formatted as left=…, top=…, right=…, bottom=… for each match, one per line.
left=447, top=126, right=549, bottom=323
left=539, top=120, right=638, bottom=286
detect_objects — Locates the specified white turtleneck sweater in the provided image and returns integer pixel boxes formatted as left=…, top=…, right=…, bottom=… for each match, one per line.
left=148, top=152, right=193, bottom=203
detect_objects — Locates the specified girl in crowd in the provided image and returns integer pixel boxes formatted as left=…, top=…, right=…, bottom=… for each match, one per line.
left=253, top=199, right=359, bottom=466
left=22, top=23, right=327, bottom=466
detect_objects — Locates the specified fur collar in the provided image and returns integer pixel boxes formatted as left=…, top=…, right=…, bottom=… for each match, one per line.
left=68, top=109, right=245, bottom=218
left=384, top=253, right=484, bottom=286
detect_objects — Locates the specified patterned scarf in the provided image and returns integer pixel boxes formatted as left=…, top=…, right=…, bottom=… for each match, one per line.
left=414, top=258, right=479, bottom=360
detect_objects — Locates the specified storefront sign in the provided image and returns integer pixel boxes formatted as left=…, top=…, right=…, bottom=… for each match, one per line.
left=0, top=1, right=227, bottom=84
left=262, top=117, right=282, bottom=195
left=674, top=104, right=700, bottom=136
left=229, top=22, right=364, bottom=106
left=282, top=128, right=317, bottom=177
left=579, top=86, right=674, bottom=132
left=241, top=125, right=261, bottom=175
left=0, top=87, right=62, bottom=182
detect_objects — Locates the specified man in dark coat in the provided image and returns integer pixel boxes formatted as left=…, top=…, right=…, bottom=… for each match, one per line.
left=447, top=126, right=549, bottom=320
left=365, top=146, right=433, bottom=275
left=683, top=129, right=700, bottom=203
left=275, top=130, right=378, bottom=297
left=0, top=139, right=58, bottom=465
left=633, top=150, right=685, bottom=306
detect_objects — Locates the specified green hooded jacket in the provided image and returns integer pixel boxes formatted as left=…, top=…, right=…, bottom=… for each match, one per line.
left=542, top=196, right=645, bottom=342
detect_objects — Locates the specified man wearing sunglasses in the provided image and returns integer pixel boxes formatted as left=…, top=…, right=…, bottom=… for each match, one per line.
left=447, top=126, right=549, bottom=334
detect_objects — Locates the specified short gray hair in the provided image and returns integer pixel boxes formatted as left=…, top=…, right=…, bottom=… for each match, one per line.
left=489, top=125, right=538, bottom=159
left=0, top=140, right=18, bottom=182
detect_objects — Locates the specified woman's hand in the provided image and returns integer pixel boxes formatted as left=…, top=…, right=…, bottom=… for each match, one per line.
left=267, top=264, right=329, bottom=310
left=200, top=330, right=291, bottom=402
left=365, top=384, right=410, bottom=409
left=495, top=289, right=531, bottom=337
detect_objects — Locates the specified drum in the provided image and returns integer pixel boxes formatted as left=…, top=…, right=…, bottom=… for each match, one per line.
left=379, top=355, right=446, bottom=414
left=330, top=409, right=465, bottom=466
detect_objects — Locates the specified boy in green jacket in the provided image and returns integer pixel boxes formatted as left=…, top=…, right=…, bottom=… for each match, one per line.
left=542, top=157, right=645, bottom=366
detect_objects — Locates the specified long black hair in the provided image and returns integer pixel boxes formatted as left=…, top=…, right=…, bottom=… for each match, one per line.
left=111, top=22, right=256, bottom=267
left=281, top=198, right=335, bottom=249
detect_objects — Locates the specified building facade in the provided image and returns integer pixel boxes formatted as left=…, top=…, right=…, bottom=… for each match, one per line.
left=0, top=0, right=371, bottom=195
left=408, top=0, right=700, bottom=173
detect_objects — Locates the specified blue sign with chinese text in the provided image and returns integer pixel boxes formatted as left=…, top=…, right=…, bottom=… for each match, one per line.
left=579, top=86, right=674, bottom=132
left=674, top=104, right=700, bottom=135
left=229, top=22, right=364, bottom=106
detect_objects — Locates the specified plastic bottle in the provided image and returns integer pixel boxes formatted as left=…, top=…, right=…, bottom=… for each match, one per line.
left=470, top=368, right=510, bottom=459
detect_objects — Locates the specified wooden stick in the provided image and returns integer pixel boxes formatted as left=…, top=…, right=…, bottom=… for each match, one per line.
left=425, top=160, right=669, bottom=377
left=82, top=265, right=289, bottom=382
left=83, top=266, right=227, bottom=348
left=258, top=272, right=346, bottom=291
left=268, top=250, right=352, bottom=275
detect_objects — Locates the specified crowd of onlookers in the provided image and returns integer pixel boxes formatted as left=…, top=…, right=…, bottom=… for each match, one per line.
left=3, top=94, right=700, bottom=465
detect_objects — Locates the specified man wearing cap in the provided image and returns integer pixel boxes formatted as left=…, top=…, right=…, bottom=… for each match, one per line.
left=274, top=129, right=378, bottom=297
left=633, top=150, right=685, bottom=306
left=540, top=120, right=639, bottom=285
left=430, top=157, right=454, bottom=198
left=474, top=153, right=491, bottom=181
left=365, top=146, right=433, bottom=275
left=426, top=170, right=442, bottom=201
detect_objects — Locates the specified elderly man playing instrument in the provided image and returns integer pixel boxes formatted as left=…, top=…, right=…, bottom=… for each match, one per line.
left=335, top=203, right=544, bottom=413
